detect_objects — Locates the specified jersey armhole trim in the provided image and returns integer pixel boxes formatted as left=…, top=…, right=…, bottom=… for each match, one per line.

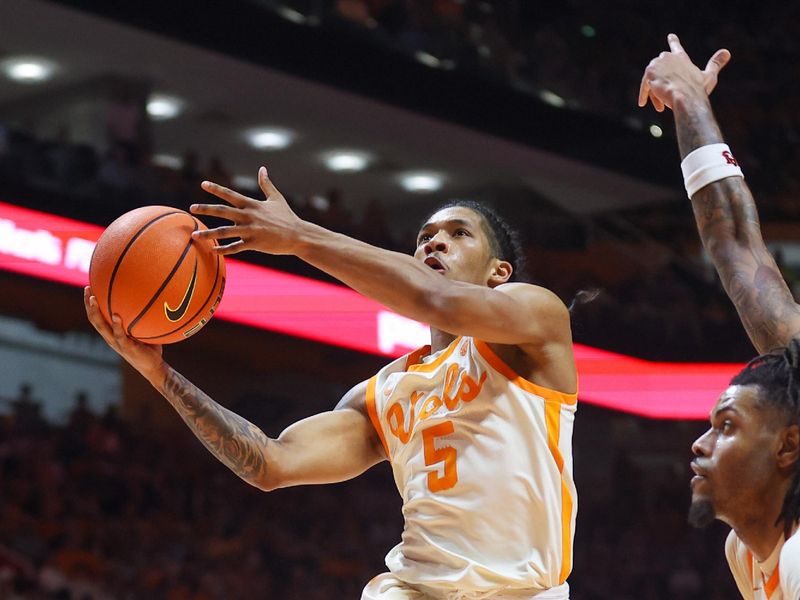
left=473, top=339, right=578, bottom=405
left=365, top=375, right=391, bottom=461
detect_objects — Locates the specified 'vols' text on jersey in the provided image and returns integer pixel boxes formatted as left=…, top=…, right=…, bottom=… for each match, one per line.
left=365, top=336, right=577, bottom=594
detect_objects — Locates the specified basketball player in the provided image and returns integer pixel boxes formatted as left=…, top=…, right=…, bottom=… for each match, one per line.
left=84, top=168, right=578, bottom=600
left=639, top=34, right=800, bottom=598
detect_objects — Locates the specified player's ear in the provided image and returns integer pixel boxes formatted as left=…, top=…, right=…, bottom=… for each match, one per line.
left=777, top=424, right=800, bottom=470
left=488, top=259, right=513, bottom=287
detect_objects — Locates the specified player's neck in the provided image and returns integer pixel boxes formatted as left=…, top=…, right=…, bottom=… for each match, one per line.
left=430, top=328, right=458, bottom=354
left=732, top=501, right=786, bottom=562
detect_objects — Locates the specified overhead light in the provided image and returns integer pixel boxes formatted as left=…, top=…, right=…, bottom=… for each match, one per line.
left=539, top=89, right=566, bottom=108
left=580, top=24, right=596, bottom=38
left=247, top=128, right=295, bottom=150
left=415, top=52, right=441, bottom=68
left=232, top=174, right=258, bottom=190
left=147, top=94, right=184, bottom=120
left=152, top=154, right=183, bottom=170
left=399, top=172, right=444, bottom=193
left=1, top=57, right=57, bottom=83
left=649, top=124, right=663, bottom=138
left=323, top=151, right=372, bottom=172
left=277, top=6, right=309, bottom=24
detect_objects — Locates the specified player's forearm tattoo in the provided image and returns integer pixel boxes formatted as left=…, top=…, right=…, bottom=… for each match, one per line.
left=675, top=101, right=800, bottom=352
left=161, top=369, right=271, bottom=486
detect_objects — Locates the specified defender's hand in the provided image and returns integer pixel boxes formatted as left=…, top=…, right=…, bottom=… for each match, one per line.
left=84, top=286, right=164, bottom=378
left=191, top=166, right=304, bottom=256
left=638, top=33, right=730, bottom=112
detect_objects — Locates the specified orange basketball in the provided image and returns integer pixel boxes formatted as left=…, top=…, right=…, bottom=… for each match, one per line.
left=89, top=206, right=226, bottom=344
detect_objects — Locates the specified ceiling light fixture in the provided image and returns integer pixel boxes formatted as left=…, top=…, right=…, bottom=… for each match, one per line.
left=147, top=94, right=185, bottom=120
left=1, top=57, right=57, bottom=83
left=539, top=89, right=566, bottom=108
left=323, top=151, right=372, bottom=172
left=151, top=154, right=183, bottom=170
left=247, top=128, right=295, bottom=150
left=399, top=172, right=444, bottom=193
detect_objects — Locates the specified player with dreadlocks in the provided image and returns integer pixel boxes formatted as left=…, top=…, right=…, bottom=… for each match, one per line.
left=640, top=34, right=800, bottom=598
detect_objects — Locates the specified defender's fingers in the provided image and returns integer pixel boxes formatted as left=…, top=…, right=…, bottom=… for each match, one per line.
left=200, top=180, right=254, bottom=207
left=638, top=75, right=651, bottom=107
left=705, top=48, right=731, bottom=76
left=667, top=33, right=685, bottom=54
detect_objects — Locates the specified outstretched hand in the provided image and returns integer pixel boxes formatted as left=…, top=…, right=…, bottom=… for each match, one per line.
left=191, top=166, right=304, bottom=256
left=83, top=286, right=164, bottom=378
left=638, top=33, right=731, bottom=112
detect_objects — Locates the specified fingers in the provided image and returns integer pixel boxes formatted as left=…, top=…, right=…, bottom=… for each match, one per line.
left=190, top=203, right=241, bottom=220
left=638, top=74, right=650, bottom=107
left=667, top=33, right=685, bottom=54
left=84, top=286, right=116, bottom=342
left=213, top=239, right=247, bottom=256
left=652, top=95, right=665, bottom=112
left=258, top=166, right=281, bottom=200
left=200, top=180, right=254, bottom=207
left=705, top=48, right=731, bottom=76
left=192, top=225, right=242, bottom=241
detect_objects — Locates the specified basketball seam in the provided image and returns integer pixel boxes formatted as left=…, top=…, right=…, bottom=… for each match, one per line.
left=127, top=217, right=199, bottom=337
left=103, top=210, right=184, bottom=323
left=136, top=253, right=223, bottom=341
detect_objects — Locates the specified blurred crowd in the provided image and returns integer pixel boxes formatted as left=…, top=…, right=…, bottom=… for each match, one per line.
left=0, top=114, right=781, bottom=362
left=324, top=0, right=800, bottom=219
left=0, top=386, right=739, bottom=600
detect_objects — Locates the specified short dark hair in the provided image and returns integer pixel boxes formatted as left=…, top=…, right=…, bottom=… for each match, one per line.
left=731, top=339, right=800, bottom=533
left=422, top=200, right=527, bottom=282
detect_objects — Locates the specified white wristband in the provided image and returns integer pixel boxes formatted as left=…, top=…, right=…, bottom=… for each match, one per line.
left=680, top=143, right=744, bottom=198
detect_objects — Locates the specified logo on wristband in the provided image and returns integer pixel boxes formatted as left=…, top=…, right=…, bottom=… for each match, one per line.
left=722, top=150, right=738, bottom=166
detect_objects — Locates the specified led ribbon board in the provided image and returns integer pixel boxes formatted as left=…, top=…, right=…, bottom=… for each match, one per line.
left=0, top=200, right=742, bottom=419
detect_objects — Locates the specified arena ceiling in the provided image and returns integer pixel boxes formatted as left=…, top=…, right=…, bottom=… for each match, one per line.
left=0, top=0, right=678, bottom=225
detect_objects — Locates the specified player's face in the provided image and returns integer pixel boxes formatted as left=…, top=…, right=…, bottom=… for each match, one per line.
left=689, top=385, right=779, bottom=527
left=414, top=207, right=502, bottom=286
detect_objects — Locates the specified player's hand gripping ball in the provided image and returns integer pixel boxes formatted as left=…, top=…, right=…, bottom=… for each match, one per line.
left=89, top=206, right=226, bottom=344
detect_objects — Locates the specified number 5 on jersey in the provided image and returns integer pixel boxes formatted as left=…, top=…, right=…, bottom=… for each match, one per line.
left=423, top=421, right=458, bottom=492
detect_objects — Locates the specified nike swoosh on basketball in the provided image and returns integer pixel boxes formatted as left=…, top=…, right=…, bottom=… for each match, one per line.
left=164, top=259, right=198, bottom=322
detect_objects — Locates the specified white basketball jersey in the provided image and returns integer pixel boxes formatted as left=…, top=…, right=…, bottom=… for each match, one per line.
left=365, top=336, right=578, bottom=593
left=726, top=527, right=800, bottom=600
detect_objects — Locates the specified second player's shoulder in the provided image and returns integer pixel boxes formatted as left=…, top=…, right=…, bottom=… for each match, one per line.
left=780, top=527, right=800, bottom=594
left=724, top=530, right=748, bottom=570
left=724, top=531, right=756, bottom=600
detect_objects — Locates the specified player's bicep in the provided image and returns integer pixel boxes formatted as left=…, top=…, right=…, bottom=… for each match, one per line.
left=436, top=282, right=571, bottom=347
left=268, top=380, right=385, bottom=489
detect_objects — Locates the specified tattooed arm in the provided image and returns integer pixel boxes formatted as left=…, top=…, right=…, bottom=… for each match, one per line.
left=640, top=34, right=800, bottom=353
left=84, top=287, right=385, bottom=491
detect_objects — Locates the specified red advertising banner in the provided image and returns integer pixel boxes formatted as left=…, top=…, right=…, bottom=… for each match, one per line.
left=0, top=200, right=742, bottom=419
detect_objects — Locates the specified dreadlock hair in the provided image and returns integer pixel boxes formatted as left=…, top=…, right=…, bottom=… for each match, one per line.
left=422, top=200, right=527, bottom=282
left=730, top=339, right=800, bottom=534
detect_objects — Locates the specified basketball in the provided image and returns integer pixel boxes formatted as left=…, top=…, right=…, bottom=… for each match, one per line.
left=89, top=205, right=226, bottom=344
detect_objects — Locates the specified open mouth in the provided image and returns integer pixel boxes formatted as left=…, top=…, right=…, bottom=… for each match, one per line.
left=424, top=256, right=446, bottom=273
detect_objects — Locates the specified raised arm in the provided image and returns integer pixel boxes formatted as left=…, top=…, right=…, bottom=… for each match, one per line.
left=85, top=287, right=385, bottom=491
left=640, top=34, right=800, bottom=353
left=190, top=171, right=571, bottom=349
